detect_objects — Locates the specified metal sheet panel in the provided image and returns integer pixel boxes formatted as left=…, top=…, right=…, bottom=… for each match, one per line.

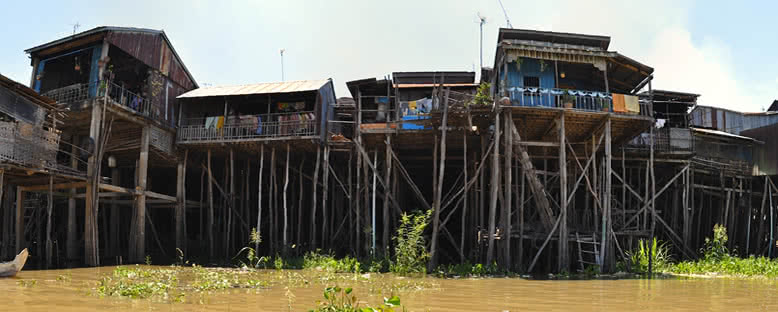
left=177, top=80, right=330, bottom=99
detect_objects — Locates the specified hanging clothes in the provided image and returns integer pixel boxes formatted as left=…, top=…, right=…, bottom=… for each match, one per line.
left=216, top=116, right=225, bottom=129
left=612, top=94, right=627, bottom=112
left=624, top=95, right=640, bottom=114
left=205, top=117, right=217, bottom=129
left=256, top=115, right=263, bottom=134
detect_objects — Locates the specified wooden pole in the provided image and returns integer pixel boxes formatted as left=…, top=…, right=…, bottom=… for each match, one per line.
left=46, top=174, right=54, bottom=268
left=67, top=136, right=78, bottom=260
left=257, top=145, right=264, bottom=253
left=269, top=147, right=277, bottom=253
left=430, top=87, right=449, bottom=269
left=487, top=109, right=501, bottom=265
left=356, top=143, right=362, bottom=257
left=383, top=134, right=392, bottom=252
left=297, top=156, right=305, bottom=246
left=311, top=146, right=321, bottom=248
left=15, top=186, right=23, bottom=253
left=504, top=109, right=513, bottom=269
left=207, top=149, right=214, bottom=260
left=599, top=118, right=611, bottom=272
left=322, top=145, right=330, bottom=248
left=371, top=149, right=378, bottom=255
left=110, top=168, right=120, bottom=257
left=176, top=154, right=186, bottom=254
left=130, top=126, right=150, bottom=264
left=283, top=143, right=290, bottom=254
left=461, top=129, right=468, bottom=263
left=558, top=111, right=568, bottom=272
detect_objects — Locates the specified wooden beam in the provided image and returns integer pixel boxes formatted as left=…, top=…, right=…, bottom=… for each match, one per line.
left=20, top=182, right=87, bottom=192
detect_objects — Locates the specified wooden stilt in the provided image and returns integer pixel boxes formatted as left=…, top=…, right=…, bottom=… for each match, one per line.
left=46, top=174, right=53, bottom=268
left=297, top=156, right=305, bottom=246
left=461, top=129, right=468, bottom=263
left=269, top=147, right=277, bottom=253
left=429, top=87, right=449, bottom=269
left=129, top=126, right=150, bottom=264
left=383, top=134, right=392, bottom=252
left=311, top=146, right=321, bottom=248
left=558, top=112, right=568, bottom=272
left=322, top=145, right=330, bottom=248
left=599, top=117, right=611, bottom=272
left=504, top=109, right=513, bottom=269
left=176, top=154, right=186, bottom=254
left=486, top=109, right=500, bottom=265
left=109, top=168, right=120, bottom=257
left=282, top=144, right=290, bottom=254
left=371, top=149, right=378, bottom=255
left=207, top=149, right=214, bottom=260
left=256, top=145, right=264, bottom=253
left=67, top=136, right=78, bottom=260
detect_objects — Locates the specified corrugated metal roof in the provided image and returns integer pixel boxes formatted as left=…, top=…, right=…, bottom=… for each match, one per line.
left=177, top=79, right=330, bottom=99
left=691, top=127, right=760, bottom=143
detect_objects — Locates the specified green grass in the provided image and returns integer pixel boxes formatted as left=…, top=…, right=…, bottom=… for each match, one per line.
left=666, top=255, right=778, bottom=278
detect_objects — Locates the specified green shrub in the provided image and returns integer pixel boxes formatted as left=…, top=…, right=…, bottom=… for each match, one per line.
left=625, top=238, right=671, bottom=274
left=703, top=224, right=729, bottom=260
left=390, top=210, right=432, bottom=275
left=304, top=252, right=361, bottom=273
left=470, top=83, right=492, bottom=107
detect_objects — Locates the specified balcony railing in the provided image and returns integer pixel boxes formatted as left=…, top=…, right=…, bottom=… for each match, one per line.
left=42, top=80, right=170, bottom=126
left=177, top=111, right=318, bottom=143
left=622, top=127, right=694, bottom=153
left=505, top=87, right=652, bottom=117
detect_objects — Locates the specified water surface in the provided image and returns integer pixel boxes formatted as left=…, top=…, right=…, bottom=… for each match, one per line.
left=3, top=266, right=777, bottom=311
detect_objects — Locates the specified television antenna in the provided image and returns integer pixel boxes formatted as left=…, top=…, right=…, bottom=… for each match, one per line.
left=497, top=0, right=513, bottom=28
left=280, top=48, right=286, bottom=81
left=71, top=22, right=81, bottom=35
left=477, top=12, right=487, bottom=68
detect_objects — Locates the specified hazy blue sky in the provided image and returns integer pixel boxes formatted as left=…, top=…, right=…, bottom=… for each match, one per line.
left=1, top=0, right=775, bottom=111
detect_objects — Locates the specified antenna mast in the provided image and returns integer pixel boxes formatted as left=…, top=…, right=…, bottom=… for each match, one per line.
left=497, top=0, right=513, bottom=28
left=279, top=49, right=286, bottom=81
left=477, top=13, right=487, bottom=69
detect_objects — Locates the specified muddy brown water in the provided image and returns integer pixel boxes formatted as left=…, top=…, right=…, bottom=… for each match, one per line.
left=3, top=266, right=778, bottom=311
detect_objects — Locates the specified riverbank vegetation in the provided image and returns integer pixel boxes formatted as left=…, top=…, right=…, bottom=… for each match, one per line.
left=620, top=224, right=778, bottom=278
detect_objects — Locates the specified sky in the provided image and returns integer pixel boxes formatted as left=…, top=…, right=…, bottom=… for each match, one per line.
left=1, top=0, right=776, bottom=112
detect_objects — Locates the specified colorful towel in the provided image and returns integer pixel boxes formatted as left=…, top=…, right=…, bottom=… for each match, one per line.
left=625, top=95, right=640, bottom=114
left=612, top=94, right=627, bottom=113
left=216, top=116, right=224, bottom=129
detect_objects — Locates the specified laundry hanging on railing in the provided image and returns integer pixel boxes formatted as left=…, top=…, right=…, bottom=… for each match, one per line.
left=624, top=95, right=640, bottom=114
left=205, top=116, right=218, bottom=129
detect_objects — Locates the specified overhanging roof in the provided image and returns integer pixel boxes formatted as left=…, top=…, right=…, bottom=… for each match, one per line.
left=0, top=73, right=56, bottom=111
left=25, top=26, right=198, bottom=88
left=498, top=28, right=610, bottom=50
left=178, top=79, right=331, bottom=99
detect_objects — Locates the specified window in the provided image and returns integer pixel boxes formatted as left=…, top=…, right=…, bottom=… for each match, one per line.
left=523, top=76, right=540, bottom=88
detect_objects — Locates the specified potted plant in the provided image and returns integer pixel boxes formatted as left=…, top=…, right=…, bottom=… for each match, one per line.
left=561, top=90, right=575, bottom=109
left=602, top=100, right=611, bottom=112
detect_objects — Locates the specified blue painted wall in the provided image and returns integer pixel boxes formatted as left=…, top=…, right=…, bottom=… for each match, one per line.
left=500, top=58, right=556, bottom=107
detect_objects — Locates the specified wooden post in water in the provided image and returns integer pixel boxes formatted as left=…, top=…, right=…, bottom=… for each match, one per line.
left=383, top=134, right=392, bottom=252
left=283, top=144, right=290, bottom=254
left=16, top=186, right=23, bottom=253
left=429, top=87, right=449, bottom=270
left=130, top=126, right=150, bottom=264
left=504, top=109, right=513, bottom=269
left=257, top=145, right=264, bottom=253
left=487, top=109, right=500, bottom=265
left=207, top=149, right=214, bottom=260
left=311, top=146, right=321, bottom=248
left=67, top=136, right=78, bottom=260
left=322, top=145, right=330, bottom=248
left=558, top=112, right=568, bottom=272
left=46, top=174, right=53, bottom=268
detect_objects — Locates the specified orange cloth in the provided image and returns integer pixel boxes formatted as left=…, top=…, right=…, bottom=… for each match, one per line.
left=216, top=116, right=225, bottom=129
left=612, top=94, right=627, bottom=113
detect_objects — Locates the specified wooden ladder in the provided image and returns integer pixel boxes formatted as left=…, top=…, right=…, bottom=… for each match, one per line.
left=575, top=232, right=601, bottom=272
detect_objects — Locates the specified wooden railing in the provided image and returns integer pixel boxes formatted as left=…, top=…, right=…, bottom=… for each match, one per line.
left=177, top=112, right=318, bottom=143
left=504, top=86, right=652, bottom=117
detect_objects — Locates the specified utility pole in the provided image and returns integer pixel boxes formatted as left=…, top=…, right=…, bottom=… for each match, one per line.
left=280, top=48, right=286, bottom=81
left=478, top=13, right=487, bottom=69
